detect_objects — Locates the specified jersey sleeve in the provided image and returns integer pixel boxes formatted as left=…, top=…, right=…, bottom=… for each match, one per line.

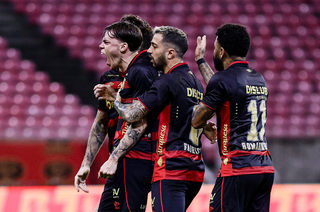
left=137, top=76, right=170, bottom=112
left=127, top=64, right=156, bottom=98
left=97, top=74, right=107, bottom=112
left=201, top=73, right=226, bottom=112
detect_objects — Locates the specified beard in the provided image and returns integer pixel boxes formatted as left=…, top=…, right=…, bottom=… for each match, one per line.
left=213, top=56, right=224, bottom=71
left=153, top=53, right=167, bottom=72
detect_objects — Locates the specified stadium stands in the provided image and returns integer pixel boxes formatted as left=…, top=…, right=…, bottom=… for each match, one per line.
left=0, top=0, right=319, bottom=140
left=0, top=36, right=94, bottom=140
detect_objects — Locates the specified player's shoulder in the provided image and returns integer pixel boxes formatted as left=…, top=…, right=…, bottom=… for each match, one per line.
left=100, top=69, right=122, bottom=83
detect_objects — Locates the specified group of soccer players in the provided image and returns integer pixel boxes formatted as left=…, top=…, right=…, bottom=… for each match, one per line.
left=74, top=14, right=274, bottom=212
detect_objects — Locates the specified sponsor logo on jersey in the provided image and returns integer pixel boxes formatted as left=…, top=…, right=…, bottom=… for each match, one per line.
left=113, top=188, right=120, bottom=198
left=222, top=124, right=229, bottom=156
left=246, top=85, right=268, bottom=96
left=187, top=87, right=203, bottom=100
left=114, top=201, right=120, bottom=210
left=106, top=100, right=114, bottom=110
left=157, top=125, right=166, bottom=156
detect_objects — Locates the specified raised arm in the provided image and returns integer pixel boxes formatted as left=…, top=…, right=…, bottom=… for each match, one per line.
left=114, top=91, right=149, bottom=123
left=98, top=118, right=148, bottom=179
left=74, top=110, right=109, bottom=193
left=195, top=35, right=214, bottom=85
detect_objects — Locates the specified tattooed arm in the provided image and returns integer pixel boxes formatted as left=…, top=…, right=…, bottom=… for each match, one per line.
left=98, top=118, right=148, bottom=178
left=192, top=103, right=215, bottom=129
left=195, top=35, right=214, bottom=85
left=74, top=110, right=109, bottom=193
left=114, top=94, right=149, bottom=123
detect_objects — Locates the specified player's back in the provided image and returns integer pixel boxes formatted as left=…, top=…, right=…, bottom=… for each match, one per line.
left=208, top=61, right=274, bottom=177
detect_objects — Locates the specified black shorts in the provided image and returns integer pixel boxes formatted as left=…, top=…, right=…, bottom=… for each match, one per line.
left=112, top=157, right=153, bottom=212
left=152, top=179, right=202, bottom=212
left=97, top=178, right=115, bottom=212
left=210, top=173, right=274, bottom=212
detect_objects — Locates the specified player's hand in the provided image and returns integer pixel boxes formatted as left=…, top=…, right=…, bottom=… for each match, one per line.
left=203, top=121, right=217, bottom=144
left=98, top=157, right=118, bottom=179
left=74, top=166, right=90, bottom=193
left=93, top=84, right=117, bottom=101
left=115, top=89, right=122, bottom=103
left=195, top=35, right=207, bottom=61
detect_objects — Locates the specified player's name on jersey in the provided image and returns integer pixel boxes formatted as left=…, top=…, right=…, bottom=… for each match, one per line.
left=241, top=142, right=268, bottom=151
left=183, top=143, right=201, bottom=155
left=246, top=85, right=268, bottom=96
left=187, top=87, right=203, bottom=100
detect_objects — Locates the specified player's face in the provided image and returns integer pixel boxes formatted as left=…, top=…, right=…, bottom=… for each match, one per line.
left=99, top=31, right=122, bottom=70
left=147, top=33, right=167, bottom=72
left=213, top=37, right=224, bottom=71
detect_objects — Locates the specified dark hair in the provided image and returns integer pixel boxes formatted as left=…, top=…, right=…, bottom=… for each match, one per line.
left=120, top=14, right=153, bottom=50
left=216, top=23, right=250, bottom=57
left=153, top=26, right=188, bottom=58
left=103, top=21, right=142, bottom=52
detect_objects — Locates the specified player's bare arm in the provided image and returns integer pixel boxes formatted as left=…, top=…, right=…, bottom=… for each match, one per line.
left=195, top=35, right=214, bottom=85
left=98, top=118, right=147, bottom=179
left=192, top=103, right=215, bottom=129
left=74, top=110, right=109, bottom=193
left=114, top=92, right=148, bottom=123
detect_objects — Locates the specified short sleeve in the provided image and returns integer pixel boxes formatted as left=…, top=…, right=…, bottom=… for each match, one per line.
left=97, top=74, right=107, bottom=111
left=127, top=64, right=156, bottom=98
left=137, top=76, right=170, bottom=112
left=201, top=73, right=226, bottom=112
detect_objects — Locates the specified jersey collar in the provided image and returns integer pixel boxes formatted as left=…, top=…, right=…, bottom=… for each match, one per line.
left=227, top=61, right=249, bottom=69
left=127, top=49, right=148, bottom=71
left=168, top=62, right=188, bottom=74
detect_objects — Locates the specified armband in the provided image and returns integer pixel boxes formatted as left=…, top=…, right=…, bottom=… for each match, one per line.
left=196, top=58, right=206, bottom=66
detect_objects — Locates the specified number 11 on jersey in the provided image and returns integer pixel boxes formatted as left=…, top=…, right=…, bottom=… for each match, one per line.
left=247, top=99, right=267, bottom=141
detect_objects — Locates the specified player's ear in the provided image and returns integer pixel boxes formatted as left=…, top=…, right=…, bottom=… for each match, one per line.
left=119, top=42, right=128, bottom=53
left=220, top=47, right=227, bottom=59
left=167, top=48, right=175, bottom=59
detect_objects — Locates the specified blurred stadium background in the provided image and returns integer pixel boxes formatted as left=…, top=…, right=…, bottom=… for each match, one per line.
left=0, top=0, right=319, bottom=211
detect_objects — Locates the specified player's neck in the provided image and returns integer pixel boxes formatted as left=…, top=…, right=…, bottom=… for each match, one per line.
left=223, top=56, right=246, bottom=70
left=164, top=59, right=184, bottom=74
left=119, top=51, right=139, bottom=72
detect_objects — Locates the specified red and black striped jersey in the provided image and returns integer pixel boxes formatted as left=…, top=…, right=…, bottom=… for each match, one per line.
left=97, top=68, right=125, bottom=152
left=138, top=63, right=205, bottom=183
left=201, top=61, right=274, bottom=177
left=113, top=50, right=158, bottom=161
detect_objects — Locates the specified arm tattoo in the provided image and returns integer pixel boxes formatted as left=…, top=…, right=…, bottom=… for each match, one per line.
left=198, top=62, right=214, bottom=85
left=114, top=99, right=148, bottom=123
left=82, top=110, right=109, bottom=167
left=110, top=118, right=147, bottom=160
left=192, top=103, right=215, bottom=129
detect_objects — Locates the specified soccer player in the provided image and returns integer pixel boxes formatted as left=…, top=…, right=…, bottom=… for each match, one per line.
left=192, top=23, right=275, bottom=212
left=96, top=21, right=158, bottom=212
left=75, top=17, right=156, bottom=212
left=73, top=28, right=125, bottom=212
left=103, top=26, right=206, bottom=212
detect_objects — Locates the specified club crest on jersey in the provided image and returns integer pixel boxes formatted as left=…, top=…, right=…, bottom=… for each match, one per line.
left=157, top=157, right=163, bottom=167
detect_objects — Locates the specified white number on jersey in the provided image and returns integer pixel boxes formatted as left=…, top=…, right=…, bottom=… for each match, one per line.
left=247, top=99, right=267, bottom=141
